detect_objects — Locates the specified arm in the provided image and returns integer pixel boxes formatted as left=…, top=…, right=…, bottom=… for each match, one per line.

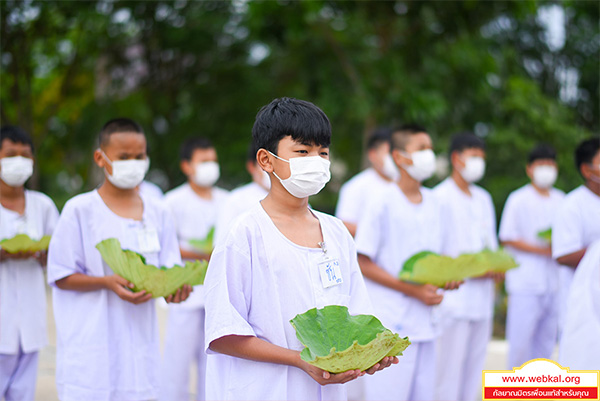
left=342, top=221, right=357, bottom=237
left=180, top=248, right=211, bottom=261
left=556, top=249, right=586, bottom=268
left=501, top=240, right=551, bottom=257
left=55, top=273, right=153, bottom=304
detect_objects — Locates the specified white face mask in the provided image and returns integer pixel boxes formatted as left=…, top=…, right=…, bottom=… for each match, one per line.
left=100, top=150, right=149, bottom=189
left=382, top=153, right=400, bottom=181
left=0, top=156, right=33, bottom=187
left=269, top=151, right=331, bottom=198
left=401, top=149, right=436, bottom=182
left=532, top=165, right=557, bottom=189
left=260, top=170, right=271, bottom=190
left=193, top=161, right=220, bottom=187
left=460, top=156, right=486, bottom=183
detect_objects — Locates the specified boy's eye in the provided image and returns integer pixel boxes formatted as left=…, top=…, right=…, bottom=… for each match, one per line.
left=320, top=151, right=329, bottom=156
left=296, top=150, right=308, bottom=154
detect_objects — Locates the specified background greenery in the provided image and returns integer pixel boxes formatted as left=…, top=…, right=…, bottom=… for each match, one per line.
left=2, top=0, right=598, bottom=335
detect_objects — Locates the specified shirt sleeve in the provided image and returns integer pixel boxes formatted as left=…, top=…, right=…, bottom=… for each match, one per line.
left=335, top=180, right=361, bottom=224
left=499, top=193, right=519, bottom=242
left=42, top=195, right=60, bottom=236
left=354, top=196, right=384, bottom=260
left=552, top=200, right=583, bottom=259
left=345, top=234, right=374, bottom=316
left=486, top=192, right=499, bottom=251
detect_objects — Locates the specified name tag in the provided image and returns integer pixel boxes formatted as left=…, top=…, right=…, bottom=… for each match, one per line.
left=137, top=226, right=161, bottom=254
left=318, top=259, right=343, bottom=288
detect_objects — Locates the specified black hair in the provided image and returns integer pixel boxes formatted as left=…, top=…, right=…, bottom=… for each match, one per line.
left=528, top=143, right=556, bottom=163
left=367, top=127, right=393, bottom=150
left=252, top=97, right=331, bottom=154
left=246, top=141, right=259, bottom=163
left=0, top=125, right=34, bottom=152
left=390, top=124, right=428, bottom=151
left=575, top=136, right=600, bottom=175
left=449, top=132, right=486, bottom=155
left=99, top=118, right=144, bottom=147
left=180, top=137, right=214, bottom=161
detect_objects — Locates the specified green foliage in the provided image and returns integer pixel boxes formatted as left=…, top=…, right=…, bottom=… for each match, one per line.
left=0, top=234, right=51, bottom=253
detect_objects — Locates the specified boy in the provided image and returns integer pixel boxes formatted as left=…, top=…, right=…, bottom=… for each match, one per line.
left=160, top=137, right=229, bottom=401
left=433, top=133, right=499, bottom=401
left=355, top=124, right=459, bottom=401
left=47, top=118, right=191, bottom=401
left=203, top=97, right=396, bottom=401
left=0, top=126, right=59, bottom=401
left=499, top=144, right=564, bottom=368
left=336, top=126, right=397, bottom=236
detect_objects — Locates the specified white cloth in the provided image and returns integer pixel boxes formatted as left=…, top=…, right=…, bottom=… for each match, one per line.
left=559, top=240, right=600, bottom=370
left=557, top=265, right=575, bottom=331
left=0, top=190, right=59, bottom=354
left=552, top=185, right=600, bottom=260
left=354, top=184, right=442, bottom=341
left=0, top=347, right=39, bottom=401
left=499, top=184, right=564, bottom=294
left=138, top=180, right=164, bottom=199
left=47, top=190, right=181, bottom=401
left=204, top=204, right=372, bottom=401
left=214, top=182, right=267, bottom=247
left=335, top=168, right=392, bottom=226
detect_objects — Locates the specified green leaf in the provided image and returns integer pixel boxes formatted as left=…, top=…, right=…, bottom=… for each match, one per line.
left=0, top=234, right=52, bottom=253
left=95, top=238, right=208, bottom=298
left=473, top=249, right=519, bottom=273
left=537, top=228, right=552, bottom=243
left=290, top=305, right=410, bottom=373
left=189, top=226, right=215, bottom=254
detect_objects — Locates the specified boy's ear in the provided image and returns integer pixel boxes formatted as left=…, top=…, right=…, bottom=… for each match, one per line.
left=180, top=160, right=193, bottom=177
left=93, top=149, right=106, bottom=168
left=450, top=151, right=463, bottom=170
left=256, top=148, right=274, bottom=173
left=580, top=163, right=592, bottom=180
left=391, top=148, right=411, bottom=167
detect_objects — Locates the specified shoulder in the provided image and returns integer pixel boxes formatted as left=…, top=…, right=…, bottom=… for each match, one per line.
left=164, top=184, right=189, bottom=203
left=432, top=178, right=452, bottom=195
left=141, top=193, right=171, bottom=218
left=471, top=184, right=494, bottom=202
left=550, top=187, right=566, bottom=197
left=26, top=190, right=57, bottom=210
left=61, top=191, right=97, bottom=213
left=341, top=169, right=371, bottom=190
left=505, top=184, right=530, bottom=203
left=312, top=209, right=354, bottom=242
left=212, top=186, right=230, bottom=199
left=219, top=205, right=263, bottom=251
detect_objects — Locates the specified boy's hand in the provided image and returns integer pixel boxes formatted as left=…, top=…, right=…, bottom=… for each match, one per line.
left=165, top=284, right=193, bottom=304
left=364, top=356, right=399, bottom=375
left=0, top=249, right=35, bottom=260
left=482, top=271, right=505, bottom=283
left=443, top=280, right=463, bottom=290
left=104, top=275, right=153, bottom=304
left=33, top=250, right=48, bottom=267
left=410, top=283, right=443, bottom=305
left=299, top=359, right=364, bottom=385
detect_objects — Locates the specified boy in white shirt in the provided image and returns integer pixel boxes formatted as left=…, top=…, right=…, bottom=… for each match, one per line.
left=355, top=124, right=460, bottom=401
left=434, top=132, right=500, bottom=401
left=160, top=137, right=229, bottom=401
left=335, top=126, right=397, bottom=236
left=499, top=144, right=564, bottom=368
left=47, top=118, right=191, bottom=401
left=0, top=126, right=59, bottom=401
left=204, top=97, right=397, bottom=401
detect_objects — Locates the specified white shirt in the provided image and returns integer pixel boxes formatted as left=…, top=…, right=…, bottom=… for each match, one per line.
left=552, top=185, right=600, bottom=261
left=47, top=190, right=181, bottom=401
left=499, top=184, right=565, bottom=294
left=214, top=182, right=267, bottom=247
left=164, top=183, right=228, bottom=309
left=335, top=168, right=393, bottom=225
left=0, top=190, right=59, bottom=354
left=139, top=180, right=164, bottom=199
left=433, top=178, right=499, bottom=320
left=354, top=184, right=442, bottom=342
left=204, top=204, right=372, bottom=401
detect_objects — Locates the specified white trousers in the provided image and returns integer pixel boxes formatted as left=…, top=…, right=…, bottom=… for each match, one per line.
left=363, top=340, right=436, bottom=401
left=0, top=348, right=39, bottom=401
left=160, top=307, right=206, bottom=401
left=435, top=318, right=492, bottom=401
left=506, top=293, right=558, bottom=369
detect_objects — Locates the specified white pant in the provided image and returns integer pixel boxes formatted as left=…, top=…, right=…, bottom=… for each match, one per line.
left=435, top=318, right=492, bottom=401
left=363, top=340, right=436, bottom=401
left=0, top=348, right=39, bottom=401
left=506, top=293, right=558, bottom=369
left=160, top=307, right=206, bottom=401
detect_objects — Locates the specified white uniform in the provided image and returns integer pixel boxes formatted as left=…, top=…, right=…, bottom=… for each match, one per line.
left=433, top=177, right=498, bottom=401
left=0, top=190, right=59, bottom=401
left=138, top=180, right=164, bottom=199
left=47, top=190, right=181, bottom=401
left=160, top=183, right=228, bottom=401
left=204, top=204, right=373, bottom=401
left=559, top=239, right=600, bottom=370
left=354, top=184, right=442, bottom=401
left=499, top=184, right=564, bottom=368
left=335, top=168, right=392, bottom=226
left=552, top=185, right=600, bottom=329
left=213, top=182, right=267, bottom=247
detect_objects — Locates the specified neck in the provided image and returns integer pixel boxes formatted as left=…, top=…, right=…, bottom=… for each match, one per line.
left=397, top=169, right=421, bottom=196
left=189, top=180, right=212, bottom=199
left=97, top=180, right=139, bottom=199
left=261, top=183, right=310, bottom=218
left=531, top=182, right=550, bottom=197
left=0, top=181, right=25, bottom=200
left=585, top=180, right=600, bottom=197
left=451, top=169, right=471, bottom=196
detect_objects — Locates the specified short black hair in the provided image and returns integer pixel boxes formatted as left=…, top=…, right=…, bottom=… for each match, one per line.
left=575, top=136, right=600, bottom=174
left=180, top=137, right=214, bottom=161
left=390, top=124, right=428, bottom=151
left=0, top=125, right=34, bottom=152
left=449, top=132, right=485, bottom=155
left=99, top=118, right=144, bottom=147
left=528, top=143, right=556, bottom=163
left=367, top=127, right=393, bottom=150
left=252, top=97, right=331, bottom=154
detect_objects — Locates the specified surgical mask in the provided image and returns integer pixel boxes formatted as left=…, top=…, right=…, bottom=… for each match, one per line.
left=193, top=161, right=220, bottom=187
left=460, top=156, right=486, bottom=183
left=268, top=151, right=331, bottom=198
left=382, top=153, right=400, bottom=181
left=260, top=170, right=271, bottom=190
left=100, top=150, right=149, bottom=189
left=0, top=156, right=33, bottom=187
left=532, top=165, right=557, bottom=189
left=401, top=149, right=436, bottom=182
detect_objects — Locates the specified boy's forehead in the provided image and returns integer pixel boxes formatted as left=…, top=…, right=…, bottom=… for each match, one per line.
left=459, top=147, right=485, bottom=157
left=0, top=138, right=33, bottom=152
left=285, top=136, right=328, bottom=147
left=191, top=147, right=217, bottom=160
left=103, top=131, right=146, bottom=149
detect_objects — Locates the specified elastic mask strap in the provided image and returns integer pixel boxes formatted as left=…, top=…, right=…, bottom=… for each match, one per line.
left=99, top=149, right=113, bottom=167
left=267, top=150, right=289, bottom=163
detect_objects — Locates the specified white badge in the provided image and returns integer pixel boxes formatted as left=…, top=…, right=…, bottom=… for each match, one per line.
left=318, top=258, right=343, bottom=288
left=137, top=226, right=161, bottom=254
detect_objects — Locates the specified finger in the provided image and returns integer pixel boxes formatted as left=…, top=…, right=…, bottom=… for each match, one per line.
left=172, top=288, right=182, bottom=303
left=164, top=294, right=174, bottom=303
left=322, top=371, right=330, bottom=380
left=114, top=275, right=134, bottom=288
left=365, top=363, right=380, bottom=375
left=134, top=293, right=153, bottom=304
